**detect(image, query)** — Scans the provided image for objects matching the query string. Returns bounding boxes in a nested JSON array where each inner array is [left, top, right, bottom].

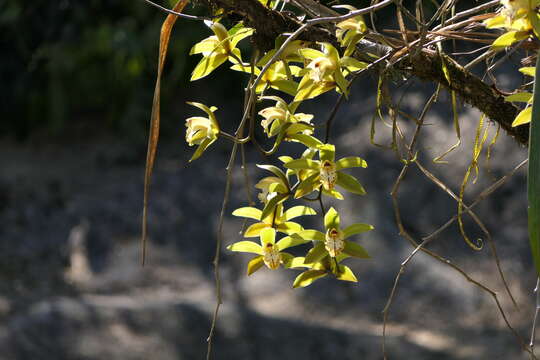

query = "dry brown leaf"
[[142, 0, 190, 266]]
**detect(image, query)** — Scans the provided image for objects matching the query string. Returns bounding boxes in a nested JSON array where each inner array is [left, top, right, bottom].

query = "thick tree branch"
[[402, 52, 529, 145], [204, 0, 529, 145]]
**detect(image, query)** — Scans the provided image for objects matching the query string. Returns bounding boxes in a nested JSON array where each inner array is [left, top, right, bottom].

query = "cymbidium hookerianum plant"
[[289, 254, 358, 288], [254, 164, 292, 219], [231, 60, 302, 95], [190, 21, 253, 80], [284, 143, 367, 199], [257, 96, 323, 149], [333, 5, 368, 57], [285, 207, 372, 287], [226, 227, 311, 275], [485, 0, 540, 49], [232, 203, 316, 237], [294, 42, 367, 101], [184, 102, 220, 161], [298, 207, 373, 262]]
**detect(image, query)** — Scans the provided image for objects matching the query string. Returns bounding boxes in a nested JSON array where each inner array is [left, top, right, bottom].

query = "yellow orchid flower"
[[296, 207, 373, 261], [284, 144, 368, 199], [184, 102, 220, 161], [295, 43, 367, 101], [232, 203, 316, 237], [334, 5, 368, 56], [485, 0, 540, 49], [227, 228, 310, 274], [190, 21, 253, 80]]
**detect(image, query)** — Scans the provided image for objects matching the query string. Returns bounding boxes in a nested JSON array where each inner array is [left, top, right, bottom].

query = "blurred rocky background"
[[1, 1, 538, 359]]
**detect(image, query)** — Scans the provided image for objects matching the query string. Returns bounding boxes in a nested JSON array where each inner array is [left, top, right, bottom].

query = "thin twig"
[[141, 0, 211, 20], [206, 142, 238, 360], [531, 277, 540, 359]]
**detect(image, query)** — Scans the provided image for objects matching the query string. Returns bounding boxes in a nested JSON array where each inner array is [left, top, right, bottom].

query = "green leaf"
[[276, 221, 304, 235], [318, 144, 335, 162], [190, 54, 228, 81], [232, 207, 262, 220], [491, 31, 529, 50], [342, 241, 370, 258], [284, 159, 320, 170], [335, 156, 367, 170], [296, 229, 326, 242], [512, 107, 532, 127], [305, 242, 328, 264], [293, 270, 327, 288], [505, 92, 533, 103], [276, 233, 310, 251], [244, 222, 269, 237], [336, 265, 358, 282], [294, 173, 320, 198], [260, 227, 276, 246], [343, 223, 374, 239], [227, 241, 263, 254], [528, 50, 540, 276], [283, 206, 317, 220], [324, 207, 340, 229], [247, 255, 264, 275], [336, 172, 366, 195]]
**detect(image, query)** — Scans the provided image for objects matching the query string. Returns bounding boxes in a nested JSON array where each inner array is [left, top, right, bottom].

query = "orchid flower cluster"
[[485, 0, 540, 127], [183, 9, 374, 287]]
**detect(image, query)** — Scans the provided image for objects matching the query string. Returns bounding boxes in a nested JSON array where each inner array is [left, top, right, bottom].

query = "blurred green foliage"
[[0, 0, 210, 140]]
